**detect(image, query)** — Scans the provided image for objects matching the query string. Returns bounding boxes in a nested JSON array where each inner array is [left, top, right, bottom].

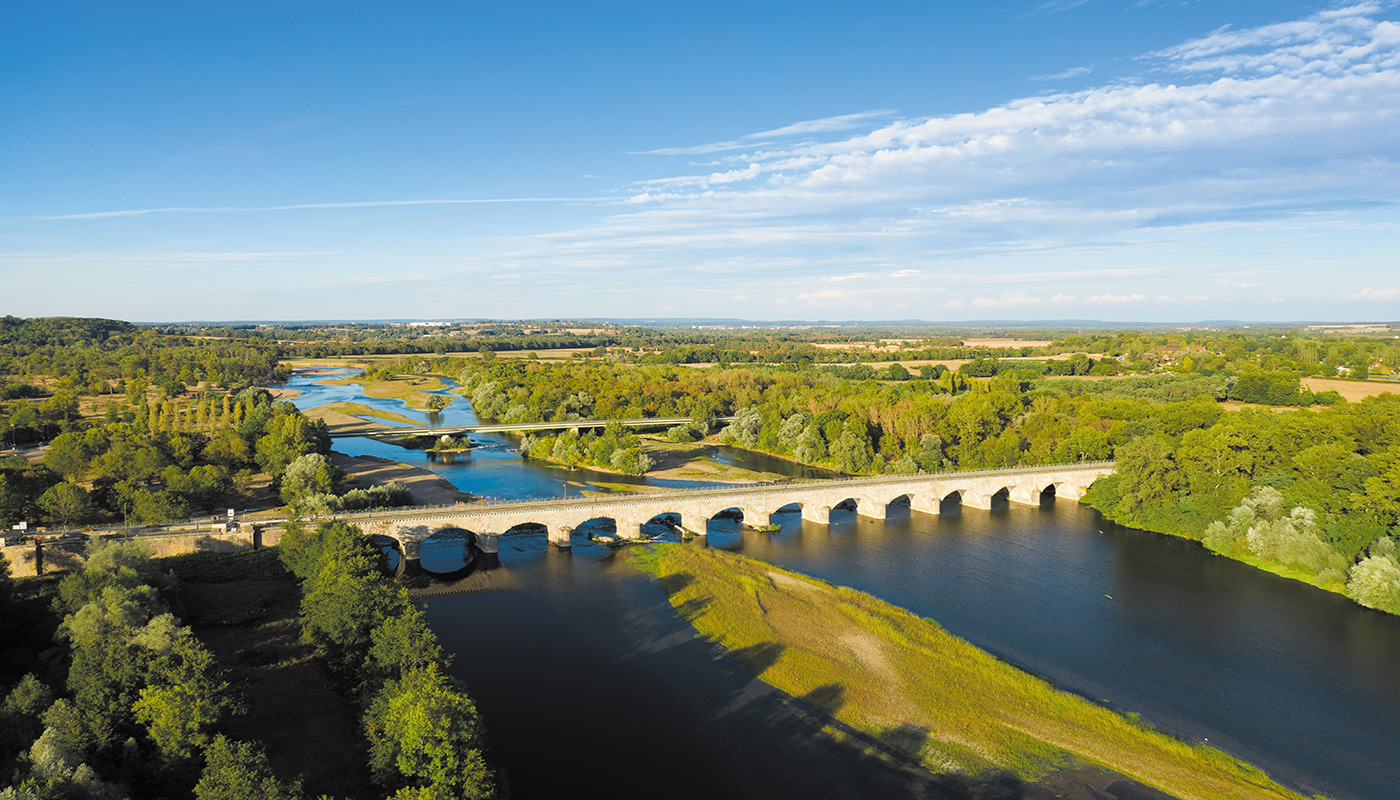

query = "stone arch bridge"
[[345, 462, 1114, 569]]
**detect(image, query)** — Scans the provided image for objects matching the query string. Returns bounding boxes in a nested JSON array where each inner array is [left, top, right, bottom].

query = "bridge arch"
[[370, 534, 404, 577], [417, 527, 477, 576]]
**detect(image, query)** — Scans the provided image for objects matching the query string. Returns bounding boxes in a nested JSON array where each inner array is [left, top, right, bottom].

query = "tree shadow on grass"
[[877, 722, 929, 758], [730, 641, 786, 676], [798, 682, 846, 715], [673, 595, 711, 621], [657, 571, 694, 597]]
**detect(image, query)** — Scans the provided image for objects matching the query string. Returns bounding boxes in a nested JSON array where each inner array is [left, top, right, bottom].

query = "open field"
[[491, 347, 597, 359], [636, 545, 1306, 800], [1302, 377, 1400, 402]]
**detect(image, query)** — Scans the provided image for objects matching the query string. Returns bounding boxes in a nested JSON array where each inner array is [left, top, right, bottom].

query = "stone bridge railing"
[[344, 461, 1115, 560]]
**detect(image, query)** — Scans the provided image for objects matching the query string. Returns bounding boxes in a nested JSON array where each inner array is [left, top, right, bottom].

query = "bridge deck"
[[329, 415, 738, 438], [334, 460, 1115, 522]]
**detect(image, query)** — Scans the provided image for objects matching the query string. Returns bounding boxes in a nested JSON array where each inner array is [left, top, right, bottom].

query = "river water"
[[282, 371, 1400, 800]]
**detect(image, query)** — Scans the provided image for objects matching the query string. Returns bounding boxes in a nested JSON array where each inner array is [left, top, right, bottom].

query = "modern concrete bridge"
[[329, 415, 737, 439], [345, 461, 1115, 568]]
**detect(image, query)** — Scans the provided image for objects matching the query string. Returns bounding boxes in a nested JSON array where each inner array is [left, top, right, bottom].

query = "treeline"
[[0, 317, 287, 404], [278, 520, 497, 798], [1084, 397, 1400, 612], [0, 540, 299, 798]]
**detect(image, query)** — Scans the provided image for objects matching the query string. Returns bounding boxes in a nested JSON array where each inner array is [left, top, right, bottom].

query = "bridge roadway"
[[342, 461, 1115, 564], [329, 415, 738, 438]]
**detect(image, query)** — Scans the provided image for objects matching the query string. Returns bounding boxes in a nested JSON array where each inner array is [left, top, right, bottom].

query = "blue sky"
[[2, 1, 1398, 322]]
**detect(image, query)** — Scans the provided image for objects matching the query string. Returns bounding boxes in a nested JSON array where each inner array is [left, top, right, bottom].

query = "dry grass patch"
[[635, 545, 1308, 800], [961, 338, 1054, 349], [1302, 377, 1400, 402], [319, 374, 448, 409], [304, 401, 420, 428]]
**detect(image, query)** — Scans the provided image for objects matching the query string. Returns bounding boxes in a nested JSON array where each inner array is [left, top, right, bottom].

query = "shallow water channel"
[[283, 371, 1400, 800]]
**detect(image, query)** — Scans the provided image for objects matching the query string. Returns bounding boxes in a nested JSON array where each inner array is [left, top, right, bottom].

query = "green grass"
[[633, 544, 1310, 800]]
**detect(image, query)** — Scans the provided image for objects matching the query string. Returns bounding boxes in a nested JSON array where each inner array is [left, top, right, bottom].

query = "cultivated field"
[[1302, 377, 1400, 402]]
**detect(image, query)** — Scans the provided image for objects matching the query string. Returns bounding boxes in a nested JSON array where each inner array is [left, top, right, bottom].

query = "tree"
[[718, 407, 761, 448], [38, 482, 90, 527], [194, 736, 303, 800], [364, 665, 494, 798], [1346, 538, 1400, 614], [133, 627, 235, 760], [279, 453, 338, 508], [299, 523, 407, 675], [370, 605, 446, 681], [43, 431, 92, 480]]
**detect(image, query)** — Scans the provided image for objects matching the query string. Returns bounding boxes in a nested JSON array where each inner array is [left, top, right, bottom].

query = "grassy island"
[[635, 545, 1310, 800]]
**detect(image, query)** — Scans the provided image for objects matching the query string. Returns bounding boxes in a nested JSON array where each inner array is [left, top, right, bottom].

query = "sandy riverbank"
[[330, 452, 469, 505]]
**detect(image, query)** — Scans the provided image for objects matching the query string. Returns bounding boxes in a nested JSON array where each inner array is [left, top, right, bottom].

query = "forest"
[[0, 522, 495, 798]]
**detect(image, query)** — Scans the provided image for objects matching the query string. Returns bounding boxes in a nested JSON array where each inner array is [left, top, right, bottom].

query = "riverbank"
[[331, 452, 470, 505], [1081, 484, 1375, 613], [635, 545, 1307, 800]]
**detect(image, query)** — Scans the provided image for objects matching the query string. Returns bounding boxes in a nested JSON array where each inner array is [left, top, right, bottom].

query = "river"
[[282, 371, 1400, 800]]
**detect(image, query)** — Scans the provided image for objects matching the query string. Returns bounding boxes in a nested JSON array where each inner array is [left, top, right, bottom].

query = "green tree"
[[194, 735, 303, 800], [364, 665, 494, 798], [1346, 538, 1400, 614], [279, 453, 338, 508], [370, 605, 446, 681], [38, 482, 90, 527], [299, 523, 406, 676], [133, 626, 235, 760]]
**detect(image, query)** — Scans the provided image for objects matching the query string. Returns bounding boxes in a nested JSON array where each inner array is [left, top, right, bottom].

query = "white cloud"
[[1032, 65, 1095, 81], [1348, 287, 1400, 300], [634, 111, 896, 156], [1086, 293, 1149, 304], [28, 197, 602, 221]]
